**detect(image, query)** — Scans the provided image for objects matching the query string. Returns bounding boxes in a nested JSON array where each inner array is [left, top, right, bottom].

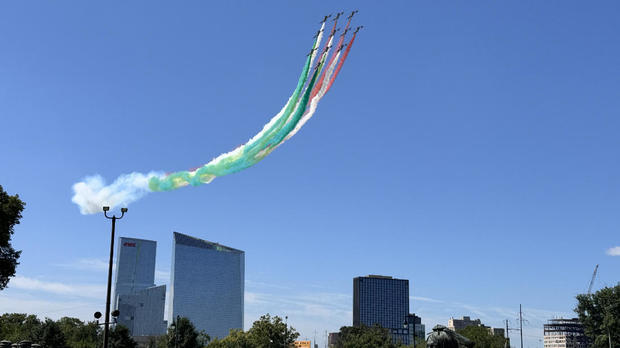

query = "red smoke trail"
[[310, 18, 352, 100], [324, 31, 357, 94]]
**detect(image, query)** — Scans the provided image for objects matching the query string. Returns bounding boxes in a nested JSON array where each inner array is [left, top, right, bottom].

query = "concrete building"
[[447, 316, 482, 331], [448, 316, 504, 338], [543, 318, 589, 348], [169, 232, 244, 340], [353, 275, 423, 345], [327, 332, 340, 348], [293, 341, 312, 348], [113, 237, 166, 337]]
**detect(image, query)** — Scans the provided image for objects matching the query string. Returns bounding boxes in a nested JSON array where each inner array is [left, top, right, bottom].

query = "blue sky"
[[1, 1, 619, 347]]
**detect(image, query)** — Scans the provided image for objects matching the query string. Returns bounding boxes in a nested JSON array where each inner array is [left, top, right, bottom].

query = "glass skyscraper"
[[353, 275, 411, 344], [114, 237, 166, 337], [170, 232, 244, 339]]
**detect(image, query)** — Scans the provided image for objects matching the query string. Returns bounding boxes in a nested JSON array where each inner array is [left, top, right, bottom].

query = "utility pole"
[[608, 327, 612, 348], [519, 304, 524, 348], [505, 319, 509, 348]]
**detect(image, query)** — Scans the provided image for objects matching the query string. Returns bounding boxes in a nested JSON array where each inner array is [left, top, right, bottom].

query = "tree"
[[207, 329, 251, 348], [108, 325, 137, 348], [0, 313, 42, 342], [57, 317, 100, 348], [336, 324, 401, 348], [245, 314, 299, 348], [457, 326, 506, 348], [0, 185, 25, 290], [39, 318, 67, 348], [163, 317, 203, 348], [575, 284, 620, 348]]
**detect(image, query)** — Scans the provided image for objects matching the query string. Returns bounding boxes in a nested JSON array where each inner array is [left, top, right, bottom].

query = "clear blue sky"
[[1, 1, 619, 347]]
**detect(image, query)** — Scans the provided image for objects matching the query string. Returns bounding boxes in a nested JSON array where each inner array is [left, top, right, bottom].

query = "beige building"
[[448, 316, 505, 338], [448, 316, 482, 331], [543, 318, 589, 348], [293, 340, 312, 348]]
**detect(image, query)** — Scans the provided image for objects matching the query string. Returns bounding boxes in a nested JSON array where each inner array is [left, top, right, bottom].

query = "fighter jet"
[[333, 12, 344, 21], [320, 14, 332, 24], [354, 25, 364, 34], [348, 10, 359, 20], [340, 27, 351, 37], [313, 29, 323, 38], [337, 43, 348, 52]]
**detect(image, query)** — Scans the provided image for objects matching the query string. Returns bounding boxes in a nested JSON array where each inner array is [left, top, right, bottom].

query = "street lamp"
[[102, 206, 127, 348]]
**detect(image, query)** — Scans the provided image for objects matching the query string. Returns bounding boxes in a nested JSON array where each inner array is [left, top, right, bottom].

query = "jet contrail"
[[72, 14, 361, 214]]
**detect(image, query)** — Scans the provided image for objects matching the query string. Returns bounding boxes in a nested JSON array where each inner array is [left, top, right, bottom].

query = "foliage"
[[575, 284, 620, 348], [335, 324, 401, 348], [206, 329, 252, 348], [162, 317, 204, 348], [39, 318, 67, 348], [457, 326, 506, 348], [0, 313, 42, 342], [245, 314, 299, 347], [207, 314, 298, 348], [0, 185, 25, 290], [108, 325, 137, 348], [57, 317, 100, 348]]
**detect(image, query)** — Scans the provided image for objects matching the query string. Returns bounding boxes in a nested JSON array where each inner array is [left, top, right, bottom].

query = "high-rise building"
[[543, 318, 589, 348], [170, 232, 244, 339], [353, 275, 411, 344], [113, 237, 166, 337]]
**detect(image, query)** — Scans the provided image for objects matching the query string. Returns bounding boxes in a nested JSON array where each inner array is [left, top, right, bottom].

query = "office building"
[[353, 275, 417, 344], [447, 316, 482, 331], [170, 232, 244, 339], [328, 332, 340, 348], [448, 316, 504, 338], [543, 318, 589, 348], [113, 237, 166, 337]]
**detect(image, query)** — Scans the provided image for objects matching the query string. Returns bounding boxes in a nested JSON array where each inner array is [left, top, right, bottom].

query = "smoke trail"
[[71, 172, 163, 214], [71, 17, 360, 214]]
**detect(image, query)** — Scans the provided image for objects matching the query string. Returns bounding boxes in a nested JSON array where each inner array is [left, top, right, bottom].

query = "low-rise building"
[[543, 318, 589, 348]]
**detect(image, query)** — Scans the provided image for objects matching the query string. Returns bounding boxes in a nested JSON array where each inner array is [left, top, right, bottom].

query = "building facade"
[[447, 316, 482, 332], [353, 275, 415, 344], [169, 232, 244, 340], [113, 237, 166, 337], [543, 318, 589, 348]]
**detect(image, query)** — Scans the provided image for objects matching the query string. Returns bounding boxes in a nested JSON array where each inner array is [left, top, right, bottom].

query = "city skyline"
[[2, 1, 619, 347]]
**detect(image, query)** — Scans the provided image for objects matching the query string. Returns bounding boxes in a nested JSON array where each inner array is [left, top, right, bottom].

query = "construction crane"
[[587, 264, 599, 294]]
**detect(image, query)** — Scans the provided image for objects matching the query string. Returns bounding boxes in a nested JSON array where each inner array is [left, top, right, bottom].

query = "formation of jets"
[[306, 11, 361, 57]]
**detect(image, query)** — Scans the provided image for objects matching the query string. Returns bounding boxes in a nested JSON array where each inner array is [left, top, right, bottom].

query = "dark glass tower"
[[353, 275, 410, 343]]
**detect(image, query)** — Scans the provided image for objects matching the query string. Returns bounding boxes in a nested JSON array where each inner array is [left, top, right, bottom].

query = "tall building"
[[543, 318, 589, 348], [353, 275, 412, 344], [170, 232, 244, 339], [113, 237, 166, 337]]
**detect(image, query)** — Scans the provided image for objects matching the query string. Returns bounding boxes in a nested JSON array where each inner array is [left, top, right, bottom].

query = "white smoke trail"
[[71, 171, 163, 214]]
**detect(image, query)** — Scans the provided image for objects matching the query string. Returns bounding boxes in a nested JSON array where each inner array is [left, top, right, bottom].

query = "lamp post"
[[102, 206, 127, 348]]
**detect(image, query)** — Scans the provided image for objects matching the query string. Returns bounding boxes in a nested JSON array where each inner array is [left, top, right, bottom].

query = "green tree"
[[0, 185, 25, 290], [39, 318, 67, 348], [336, 324, 400, 348], [207, 329, 251, 348], [108, 325, 137, 348], [0, 313, 42, 342], [164, 317, 203, 348], [457, 326, 506, 348], [245, 314, 299, 348], [575, 284, 620, 348], [57, 317, 100, 348]]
